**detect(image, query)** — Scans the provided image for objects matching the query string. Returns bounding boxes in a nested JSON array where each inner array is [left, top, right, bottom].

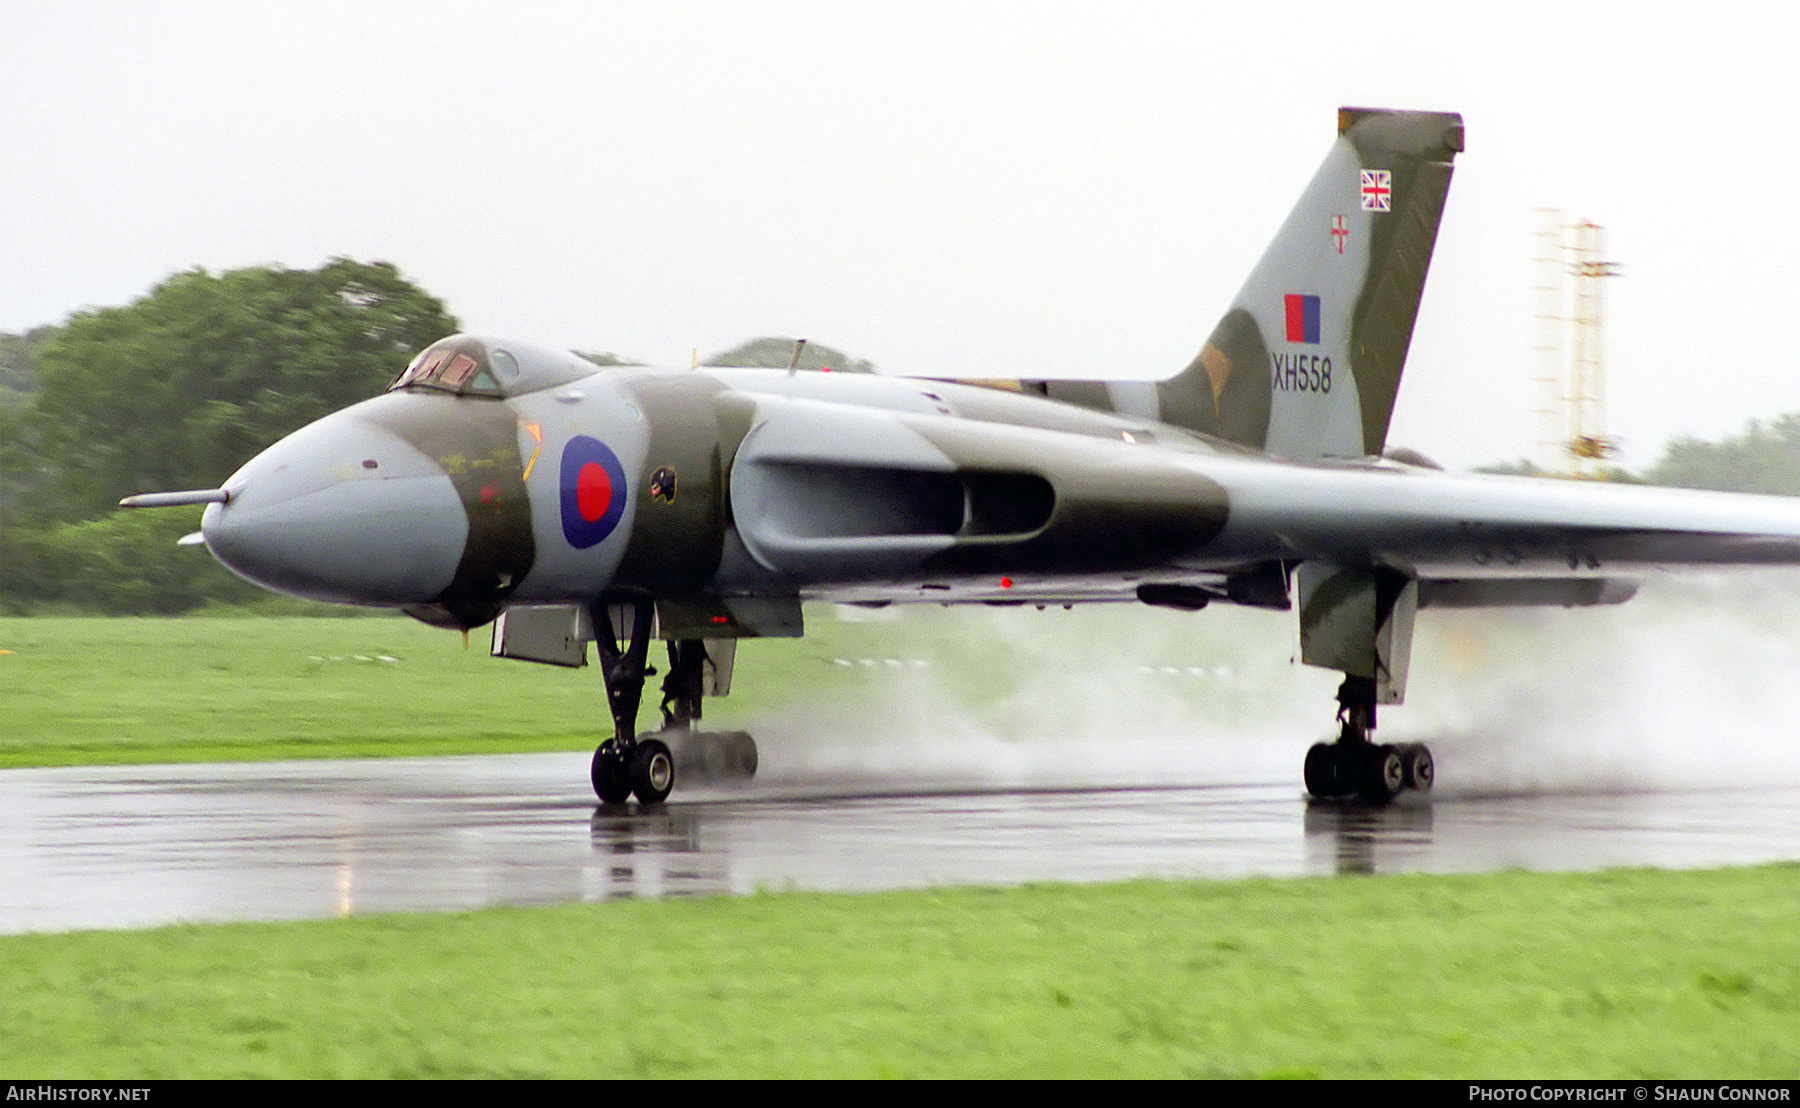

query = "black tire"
[[724, 731, 758, 777], [591, 743, 633, 805], [1303, 742, 1340, 798], [631, 738, 675, 804], [1358, 744, 1405, 804], [698, 732, 728, 776], [1401, 743, 1434, 792]]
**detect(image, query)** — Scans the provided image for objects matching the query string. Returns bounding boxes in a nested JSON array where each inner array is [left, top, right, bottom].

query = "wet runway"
[[5, 748, 1800, 934]]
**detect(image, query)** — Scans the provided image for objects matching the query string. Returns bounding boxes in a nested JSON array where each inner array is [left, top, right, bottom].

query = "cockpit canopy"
[[387, 334, 602, 399]]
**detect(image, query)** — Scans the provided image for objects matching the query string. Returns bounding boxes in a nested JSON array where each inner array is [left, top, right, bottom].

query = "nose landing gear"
[[588, 599, 757, 805]]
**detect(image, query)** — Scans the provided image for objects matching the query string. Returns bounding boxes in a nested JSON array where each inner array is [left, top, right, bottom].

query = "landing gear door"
[[704, 639, 736, 697], [491, 604, 593, 668]]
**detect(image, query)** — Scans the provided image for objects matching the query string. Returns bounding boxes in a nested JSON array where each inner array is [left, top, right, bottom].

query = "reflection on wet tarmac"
[[3, 752, 1799, 934], [588, 805, 720, 899], [1303, 799, 1436, 876]]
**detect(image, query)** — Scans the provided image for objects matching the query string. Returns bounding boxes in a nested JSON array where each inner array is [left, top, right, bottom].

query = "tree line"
[[2, 258, 1798, 614], [0, 260, 458, 613]]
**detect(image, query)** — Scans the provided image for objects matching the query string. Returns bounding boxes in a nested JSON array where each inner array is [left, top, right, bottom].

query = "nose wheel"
[[586, 599, 757, 804], [589, 600, 678, 806], [592, 743, 634, 805], [593, 737, 675, 805]]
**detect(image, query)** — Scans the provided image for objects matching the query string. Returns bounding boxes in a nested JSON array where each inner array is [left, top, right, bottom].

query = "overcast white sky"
[[5, 1, 1796, 471]]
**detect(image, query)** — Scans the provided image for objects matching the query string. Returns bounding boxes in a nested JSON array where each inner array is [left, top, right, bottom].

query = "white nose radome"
[[202, 411, 467, 607]]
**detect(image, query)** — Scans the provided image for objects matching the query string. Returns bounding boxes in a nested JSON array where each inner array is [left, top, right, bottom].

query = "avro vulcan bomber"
[[128, 109, 1800, 805]]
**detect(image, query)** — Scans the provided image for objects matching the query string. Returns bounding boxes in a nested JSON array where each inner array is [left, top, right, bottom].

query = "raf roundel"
[[559, 436, 628, 549]]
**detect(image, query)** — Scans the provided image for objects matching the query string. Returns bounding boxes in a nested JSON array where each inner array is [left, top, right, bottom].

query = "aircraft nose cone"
[[202, 412, 468, 607]]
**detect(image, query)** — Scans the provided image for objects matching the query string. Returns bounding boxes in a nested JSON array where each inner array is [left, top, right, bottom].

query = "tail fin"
[[1046, 107, 1463, 460]]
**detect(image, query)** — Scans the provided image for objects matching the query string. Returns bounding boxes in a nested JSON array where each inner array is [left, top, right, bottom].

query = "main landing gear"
[[590, 602, 674, 805], [1303, 676, 1434, 805], [588, 600, 758, 805], [656, 640, 758, 781]]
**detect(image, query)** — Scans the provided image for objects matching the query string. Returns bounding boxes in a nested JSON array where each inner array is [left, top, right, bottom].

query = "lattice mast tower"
[[1534, 211, 1622, 477]]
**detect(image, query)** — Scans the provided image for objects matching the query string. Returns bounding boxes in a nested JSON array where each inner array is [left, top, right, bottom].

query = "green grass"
[[0, 606, 1305, 768], [5, 580, 1796, 771], [1, 867, 1796, 1078], [0, 613, 882, 767], [0, 615, 584, 765]]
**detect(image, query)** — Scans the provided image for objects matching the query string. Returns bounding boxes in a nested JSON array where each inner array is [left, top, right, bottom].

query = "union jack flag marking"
[[1360, 169, 1391, 212]]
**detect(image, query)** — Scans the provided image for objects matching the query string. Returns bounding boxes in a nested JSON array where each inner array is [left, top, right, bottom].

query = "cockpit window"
[[388, 334, 601, 399], [393, 348, 445, 389], [387, 337, 505, 398], [440, 354, 478, 389]]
